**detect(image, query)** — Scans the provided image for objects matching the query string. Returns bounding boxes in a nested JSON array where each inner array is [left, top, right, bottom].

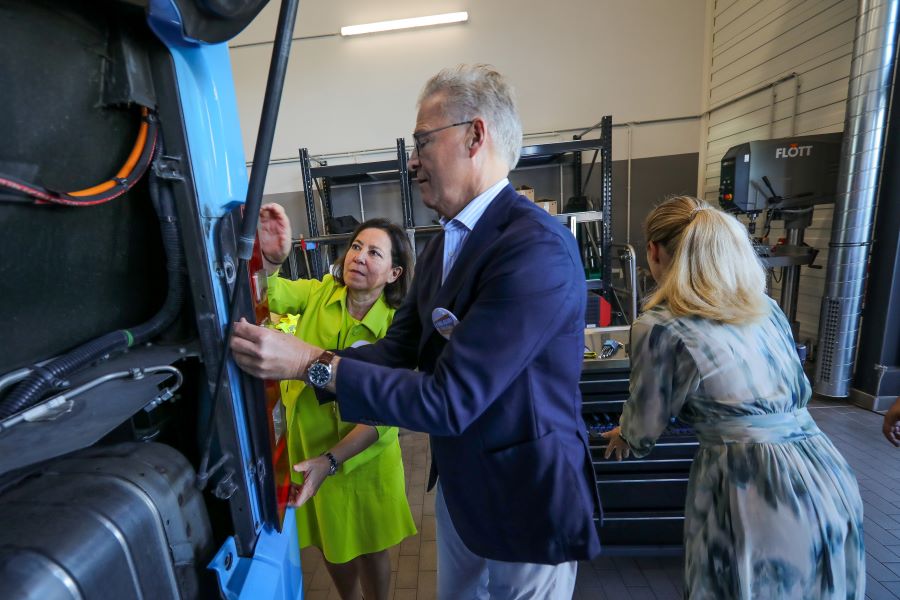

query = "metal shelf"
[[294, 116, 613, 284], [297, 139, 414, 279], [516, 138, 609, 169], [516, 117, 613, 294], [310, 160, 403, 186], [555, 211, 604, 225]]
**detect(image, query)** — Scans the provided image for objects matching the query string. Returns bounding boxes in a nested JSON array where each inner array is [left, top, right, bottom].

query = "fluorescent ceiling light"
[[341, 12, 468, 37]]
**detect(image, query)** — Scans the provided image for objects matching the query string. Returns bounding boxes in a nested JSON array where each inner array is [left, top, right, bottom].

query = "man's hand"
[[258, 203, 292, 265], [287, 456, 331, 507], [230, 318, 321, 380], [884, 398, 900, 447], [601, 426, 631, 461]]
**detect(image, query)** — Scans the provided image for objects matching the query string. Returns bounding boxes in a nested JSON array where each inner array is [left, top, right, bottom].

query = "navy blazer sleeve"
[[335, 218, 582, 435]]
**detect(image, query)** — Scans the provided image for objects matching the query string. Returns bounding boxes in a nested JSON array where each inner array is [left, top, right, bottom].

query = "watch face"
[[308, 361, 332, 387]]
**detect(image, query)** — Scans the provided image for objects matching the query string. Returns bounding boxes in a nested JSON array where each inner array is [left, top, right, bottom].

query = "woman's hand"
[[287, 456, 331, 507], [231, 318, 320, 380], [601, 426, 631, 461], [884, 398, 900, 447], [258, 203, 292, 266]]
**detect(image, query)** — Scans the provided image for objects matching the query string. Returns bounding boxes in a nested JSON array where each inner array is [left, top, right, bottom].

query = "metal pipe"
[[792, 76, 801, 136], [397, 137, 415, 229], [559, 163, 564, 206], [301, 232, 352, 245], [297, 225, 444, 246], [328, 178, 407, 189], [257, 74, 800, 172], [779, 227, 803, 338], [815, 0, 899, 397], [230, 32, 338, 51], [567, 215, 578, 238], [0, 357, 57, 394], [255, 115, 705, 168], [626, 124, 633, 244], [611, 243, 638, 324], [709, 72, 799, 115], [584, 225, 602, 272], [769, 86, 777, 138], [0, 366, 183, 432], [357, 184, 366, 221]]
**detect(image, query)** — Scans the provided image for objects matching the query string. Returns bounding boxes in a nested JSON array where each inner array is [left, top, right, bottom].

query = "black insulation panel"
[[0, 0, 167, 372]]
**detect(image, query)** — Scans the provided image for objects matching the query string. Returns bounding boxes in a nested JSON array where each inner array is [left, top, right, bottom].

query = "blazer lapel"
[[415, 231, 446, 353], [418, 185, 515, 354]]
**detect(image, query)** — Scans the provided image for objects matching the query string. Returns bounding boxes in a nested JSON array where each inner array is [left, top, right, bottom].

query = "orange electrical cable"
[[69, 107, 150, 197]]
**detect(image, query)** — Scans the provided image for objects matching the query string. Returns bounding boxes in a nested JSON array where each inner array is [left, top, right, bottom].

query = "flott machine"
[[719, 133, 842, 340]]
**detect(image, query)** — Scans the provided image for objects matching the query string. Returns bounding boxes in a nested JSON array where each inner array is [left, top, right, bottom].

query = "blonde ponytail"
[[643, 196, 768, 324]]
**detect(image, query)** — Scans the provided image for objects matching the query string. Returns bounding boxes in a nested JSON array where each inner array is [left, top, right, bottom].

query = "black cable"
[[763, 208, 774, 240], [0, 111, 158, 207], [0, 139, 184, 419], [0, 192, 32, 204]]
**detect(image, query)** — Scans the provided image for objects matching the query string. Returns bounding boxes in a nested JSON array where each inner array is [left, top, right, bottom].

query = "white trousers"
[[435, 483, 577, 600]]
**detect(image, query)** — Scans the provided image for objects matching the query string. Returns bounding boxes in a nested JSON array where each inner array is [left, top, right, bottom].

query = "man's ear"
[[469, 118, 486, 157]]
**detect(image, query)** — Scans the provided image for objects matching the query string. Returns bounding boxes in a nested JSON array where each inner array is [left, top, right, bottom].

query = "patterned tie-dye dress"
[[619, 298, 865, 599]]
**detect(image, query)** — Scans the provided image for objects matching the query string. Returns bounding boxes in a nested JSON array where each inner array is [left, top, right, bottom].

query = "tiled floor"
[[810, 401, 900, 600], [301, 432, 436, 600], [301, 401, 900, 599]]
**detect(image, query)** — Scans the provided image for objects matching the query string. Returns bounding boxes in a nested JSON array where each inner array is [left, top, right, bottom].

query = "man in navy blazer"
[[232, 64, 601, 598]]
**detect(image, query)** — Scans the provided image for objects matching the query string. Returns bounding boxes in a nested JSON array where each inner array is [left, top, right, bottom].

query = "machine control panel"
[[719, 133, 841, 214]]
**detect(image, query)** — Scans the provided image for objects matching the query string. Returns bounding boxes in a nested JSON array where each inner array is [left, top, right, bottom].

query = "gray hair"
[[418, 64, 523, 170]]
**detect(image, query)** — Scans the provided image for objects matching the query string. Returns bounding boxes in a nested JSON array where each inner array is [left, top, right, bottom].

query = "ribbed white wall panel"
[[701, 0, 856, 347]]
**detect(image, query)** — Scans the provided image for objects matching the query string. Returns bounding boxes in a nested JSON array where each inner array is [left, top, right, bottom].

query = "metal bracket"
[[250, 457, 268, 484], [152, 154, 184, 181], [214, 469, 239, 500], [215, 256, 237, 286]]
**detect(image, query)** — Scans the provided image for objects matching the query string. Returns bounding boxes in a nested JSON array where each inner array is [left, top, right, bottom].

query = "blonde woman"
[[603, 196, 864, 599]]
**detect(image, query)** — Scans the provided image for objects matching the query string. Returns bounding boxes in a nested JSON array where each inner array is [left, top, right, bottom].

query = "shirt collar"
[[440, 177, 509, 232], [357, 294, 392, 337], [325, 278, 393, 338]]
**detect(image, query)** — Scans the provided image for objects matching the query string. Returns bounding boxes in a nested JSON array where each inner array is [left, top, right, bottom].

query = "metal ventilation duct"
[[815, 0, 900, 397]]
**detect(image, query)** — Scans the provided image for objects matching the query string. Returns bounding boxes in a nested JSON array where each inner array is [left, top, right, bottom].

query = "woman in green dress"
[[603, 196, 865, 599], [258, 203, 417, 600]]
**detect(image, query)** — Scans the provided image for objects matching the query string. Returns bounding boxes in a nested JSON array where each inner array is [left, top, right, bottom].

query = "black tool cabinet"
[[581, 357, 698, 555]]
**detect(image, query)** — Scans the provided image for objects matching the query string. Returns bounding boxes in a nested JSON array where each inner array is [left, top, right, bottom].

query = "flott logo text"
[[775, 143, 813, 158]]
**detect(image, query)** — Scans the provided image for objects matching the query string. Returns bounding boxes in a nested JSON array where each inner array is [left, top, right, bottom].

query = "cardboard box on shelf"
[[515, 185, 535, 201], [536, 200, 558, 215]]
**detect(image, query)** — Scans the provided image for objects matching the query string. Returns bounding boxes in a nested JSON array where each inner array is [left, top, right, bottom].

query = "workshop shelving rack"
[[291, 116, 615, 295]]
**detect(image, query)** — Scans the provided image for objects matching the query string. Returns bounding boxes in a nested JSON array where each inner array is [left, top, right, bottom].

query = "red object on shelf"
[[599, 295, 612, 327]]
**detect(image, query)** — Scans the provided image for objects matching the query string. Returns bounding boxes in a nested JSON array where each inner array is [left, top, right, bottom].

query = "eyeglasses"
[[411, 120, 474, 155]]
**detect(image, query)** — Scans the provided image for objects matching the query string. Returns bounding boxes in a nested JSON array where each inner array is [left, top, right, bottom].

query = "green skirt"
[[284, 380, 417, 564]]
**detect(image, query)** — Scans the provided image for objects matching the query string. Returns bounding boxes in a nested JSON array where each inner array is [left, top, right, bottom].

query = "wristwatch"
[[305, 350, 336, 388]]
